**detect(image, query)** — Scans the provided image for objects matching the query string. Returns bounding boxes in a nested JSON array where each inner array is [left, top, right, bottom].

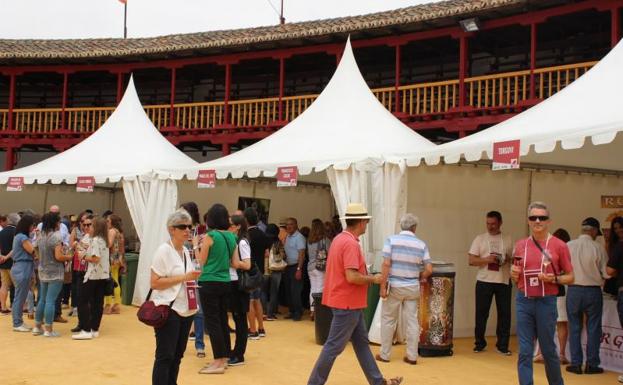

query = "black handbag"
[[531, 236, 565, 297], [238, 263, 263, 292], [104, 275, 118, 296]]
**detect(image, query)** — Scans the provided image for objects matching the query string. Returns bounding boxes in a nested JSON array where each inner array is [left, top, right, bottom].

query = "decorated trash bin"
[[418, 261, 455, 356]]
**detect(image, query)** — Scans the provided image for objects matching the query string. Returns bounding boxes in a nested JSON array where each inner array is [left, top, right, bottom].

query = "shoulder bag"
[[531, 236, 565, 297], [221, 233, 263, 292], [314, 238, 328, 272], [268, 243, 287, 271]]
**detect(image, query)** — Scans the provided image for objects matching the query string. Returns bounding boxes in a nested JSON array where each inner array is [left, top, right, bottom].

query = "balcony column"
[[458, 35, 469, 109], [60, 72, 69, 131], [222, 143, 230, 156], [7, 73, 16, 131], [116, 72, 124, 104], [278, 57, 285, 122], [529, 23, 538, 100], [4, 146, 16, 171], [394, 44, 402, 114], [169, 67, 177, 128], [224, 63, 232, 125], [613, 6, 621, 48]]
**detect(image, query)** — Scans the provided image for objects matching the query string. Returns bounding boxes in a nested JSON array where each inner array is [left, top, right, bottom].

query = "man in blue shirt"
[[284, 217, 306, 321]]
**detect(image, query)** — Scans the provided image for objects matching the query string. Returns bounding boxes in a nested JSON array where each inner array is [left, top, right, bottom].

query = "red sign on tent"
[[76, 176, 95, 192], [276, 166, 298, 187], [7, 177, 24, 192], [492, 140, 520, 171], [197, 170, 216, 189]]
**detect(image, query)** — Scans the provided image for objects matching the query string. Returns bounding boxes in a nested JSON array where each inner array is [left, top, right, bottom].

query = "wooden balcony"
[[0, 61, 596, 138]]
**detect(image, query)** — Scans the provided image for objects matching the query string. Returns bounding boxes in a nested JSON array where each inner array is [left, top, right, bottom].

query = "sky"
[[0, 0, 433, 40]]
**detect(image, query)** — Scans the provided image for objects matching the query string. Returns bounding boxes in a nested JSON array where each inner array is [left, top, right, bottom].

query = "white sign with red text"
[[276, 166, 298, 187], [7, 177, 24, 192], [197, 169, 216, 189], [492, 140, 521, 170]]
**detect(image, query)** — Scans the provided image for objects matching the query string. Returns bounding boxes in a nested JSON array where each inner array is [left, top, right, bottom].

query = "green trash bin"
[[364, 283, 380, 330], [121, 253, 139, 305]]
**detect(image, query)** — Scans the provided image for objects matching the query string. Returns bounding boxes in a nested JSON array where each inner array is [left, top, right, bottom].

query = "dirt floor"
[[1, 305, 616, 385]]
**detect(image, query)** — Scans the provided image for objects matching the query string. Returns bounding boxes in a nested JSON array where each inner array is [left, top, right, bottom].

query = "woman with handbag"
[[72, 216, 110, 340], [227, 214, 251, 365], [196, 204, 237, 375], [148, 209, 201, 385], [307, 218, 331, 321], [266, 223, 287, 321], [104, 214, 125, 315], [32, 212, 72, 337]]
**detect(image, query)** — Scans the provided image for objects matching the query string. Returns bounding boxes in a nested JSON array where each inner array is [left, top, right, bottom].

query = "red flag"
[[118, 0, 127, 4]]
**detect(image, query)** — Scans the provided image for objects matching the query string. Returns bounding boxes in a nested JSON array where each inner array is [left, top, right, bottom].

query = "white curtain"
[[326, 162, 407, 269], [122, 177, 178, 305]]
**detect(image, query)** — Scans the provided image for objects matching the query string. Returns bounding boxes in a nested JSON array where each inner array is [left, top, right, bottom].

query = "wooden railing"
[[0, 61, 596, 134]]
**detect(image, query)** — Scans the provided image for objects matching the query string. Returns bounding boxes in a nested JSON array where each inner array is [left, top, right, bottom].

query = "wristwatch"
[[296, 267, 301, 271]]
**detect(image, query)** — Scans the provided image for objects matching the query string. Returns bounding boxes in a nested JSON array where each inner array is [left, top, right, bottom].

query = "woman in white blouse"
[[149, 209, 201, 385]]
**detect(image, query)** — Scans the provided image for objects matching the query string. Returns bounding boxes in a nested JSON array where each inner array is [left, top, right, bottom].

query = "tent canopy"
[[0, 76, 197, 184], [184, 38, 436, 179], [406, 39, 623, 171]]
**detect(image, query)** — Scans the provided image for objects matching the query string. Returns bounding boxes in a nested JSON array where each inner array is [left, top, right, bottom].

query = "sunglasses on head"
[[172, 224, 193, 230], [528, 215, 549, 222]]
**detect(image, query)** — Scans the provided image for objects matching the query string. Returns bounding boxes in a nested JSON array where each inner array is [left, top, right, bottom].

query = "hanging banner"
[[7, 177, 24, 192], [276, 166, 298, 187], [601, 196, 623, 209], [197, 169, 216, 189], [492, 140, 521, 171], [76, 176, 95, 192]]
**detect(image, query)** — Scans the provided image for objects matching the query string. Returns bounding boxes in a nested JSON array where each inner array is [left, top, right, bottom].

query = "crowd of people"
[[0, 205, 126, 340]]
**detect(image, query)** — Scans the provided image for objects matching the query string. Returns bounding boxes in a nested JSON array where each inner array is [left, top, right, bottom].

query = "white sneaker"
[[32, 326, 43, 336], [44, 330, 60, 337], [72, 330, 93, 340], [13, 324, 32, 332], [618, 374, 623, 383], [91, 330, 99, 338]]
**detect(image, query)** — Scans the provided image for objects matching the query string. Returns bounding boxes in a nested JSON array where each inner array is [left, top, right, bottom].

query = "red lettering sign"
[[276, 166, 298, 187], [197, 169, 216, 189], [76, 176, 95, 192], [492, 140, 520, 171], [7, 177, 24, 192]]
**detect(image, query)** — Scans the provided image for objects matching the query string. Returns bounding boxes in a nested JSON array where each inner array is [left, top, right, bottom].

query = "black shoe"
[[584, 366, 604, 374], [284, 314, 294, 319], [566, 365, 583, 374], [473, 346, 486, 353], [71, 326, 81, 333], [228, 357, 245, 366]]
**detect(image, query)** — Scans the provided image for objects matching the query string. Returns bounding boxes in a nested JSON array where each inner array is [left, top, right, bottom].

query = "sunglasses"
[[83, 223, 92, 227], [172, 224, 193, 230], [528, 216, 549, 222]]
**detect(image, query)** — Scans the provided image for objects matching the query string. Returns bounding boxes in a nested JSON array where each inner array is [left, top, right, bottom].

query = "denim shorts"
[[249, 288, 262, 300]]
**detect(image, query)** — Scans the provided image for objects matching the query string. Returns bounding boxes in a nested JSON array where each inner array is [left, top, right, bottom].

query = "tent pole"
[[42, 184, 50, 214], [526, 170, 533, 236]]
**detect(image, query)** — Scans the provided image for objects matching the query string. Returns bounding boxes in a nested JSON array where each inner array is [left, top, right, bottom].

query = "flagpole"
[[123, 2, 127, 39]]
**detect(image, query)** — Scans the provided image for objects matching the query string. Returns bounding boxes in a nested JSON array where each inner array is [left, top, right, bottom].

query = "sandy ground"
[[1, 305, 615, 385]]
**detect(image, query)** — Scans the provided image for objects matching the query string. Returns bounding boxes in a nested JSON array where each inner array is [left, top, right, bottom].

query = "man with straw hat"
[[307, 203, 403, 385]]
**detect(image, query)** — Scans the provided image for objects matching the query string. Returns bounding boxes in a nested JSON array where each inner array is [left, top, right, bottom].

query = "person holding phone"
[[510, 202, 574, 385]]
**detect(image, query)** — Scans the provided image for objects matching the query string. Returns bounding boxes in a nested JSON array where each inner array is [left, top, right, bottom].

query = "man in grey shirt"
[[284, 217, 306, 321]]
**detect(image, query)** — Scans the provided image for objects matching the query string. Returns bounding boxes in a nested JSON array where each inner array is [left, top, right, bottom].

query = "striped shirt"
[[383, 230, 431, 287]]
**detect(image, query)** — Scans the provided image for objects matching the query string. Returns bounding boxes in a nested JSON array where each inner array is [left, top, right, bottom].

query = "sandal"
[[196, 350, 206, 358], [533, 354, 544, 363], [382, 377, 403, 385], [198, 365, 225, 374], [560, 356, 569, 365]]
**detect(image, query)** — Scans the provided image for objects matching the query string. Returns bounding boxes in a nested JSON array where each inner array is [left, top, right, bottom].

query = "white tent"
[[0, 77, 198, 305], [180, 38, 437, 260], [406, 39, 623, 170]]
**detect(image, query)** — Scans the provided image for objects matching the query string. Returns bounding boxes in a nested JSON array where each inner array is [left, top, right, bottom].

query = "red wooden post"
[[394, 44, 401, 114], [169, 67, 176, 128], [222, 143, 230, 156], [458, 35, 469, 108], [224, 63, 232, 125], [7, 74, 16, 131], [116, 73, 124, 104], [530, 23, 537, 99], [278, 57, 285, 121], [60, 72, 69, 131], [613, 6, 621, 48], [4, 146, 15, 171]]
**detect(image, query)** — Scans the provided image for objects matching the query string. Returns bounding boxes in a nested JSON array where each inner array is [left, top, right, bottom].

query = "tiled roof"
[[0, 0, 524, 61]]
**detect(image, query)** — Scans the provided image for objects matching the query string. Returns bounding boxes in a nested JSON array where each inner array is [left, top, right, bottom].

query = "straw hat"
[[340, 203, 372, 220]]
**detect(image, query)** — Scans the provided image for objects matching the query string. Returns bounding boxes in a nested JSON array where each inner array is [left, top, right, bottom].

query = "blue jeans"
[[285, 265, 303, 319], [566, 286, 602, 367], [10, 261, 34, 327], [307, 308, 383, 385], [36, 280, 63, 326], [516, 292, 563, 385], [193, 290, 205, 351], [267, 271, 282, 317]]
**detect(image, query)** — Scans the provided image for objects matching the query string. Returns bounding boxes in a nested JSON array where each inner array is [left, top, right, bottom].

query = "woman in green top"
[[196, 204, 241, 375]]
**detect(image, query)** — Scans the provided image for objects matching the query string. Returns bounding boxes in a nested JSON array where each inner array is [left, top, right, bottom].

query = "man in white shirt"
[[468, 211, 513, 355], [565, 217, 609, 375]]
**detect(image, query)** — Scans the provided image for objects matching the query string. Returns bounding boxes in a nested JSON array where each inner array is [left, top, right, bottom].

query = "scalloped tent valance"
[[405, 38, 623, 171]]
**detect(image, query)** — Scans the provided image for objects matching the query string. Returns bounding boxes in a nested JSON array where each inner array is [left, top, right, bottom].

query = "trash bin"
[[313, 293, 333, 345], [364, 283, 380, 330], [121, 253, 139, 305], [418, 261, 455, 356]]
